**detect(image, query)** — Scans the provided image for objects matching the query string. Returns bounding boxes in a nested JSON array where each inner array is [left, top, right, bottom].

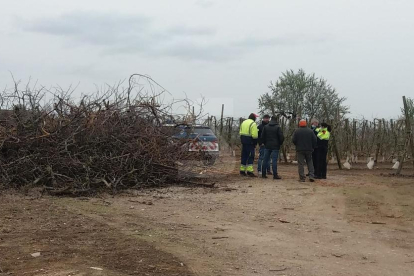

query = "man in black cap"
[[257, 114, 271, 175], [261, 115, 284, 179]]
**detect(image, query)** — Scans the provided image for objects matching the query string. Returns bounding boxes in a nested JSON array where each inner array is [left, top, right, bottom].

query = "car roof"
[[176, 124, 211, 129]]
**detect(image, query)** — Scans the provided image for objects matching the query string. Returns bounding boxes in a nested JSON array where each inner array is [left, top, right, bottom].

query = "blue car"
[[172, 125, 219, 165]]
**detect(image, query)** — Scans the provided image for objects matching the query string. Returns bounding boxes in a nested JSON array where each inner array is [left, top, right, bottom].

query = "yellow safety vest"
[[315, 127, 330, 140], [239, 119, 258, 139]]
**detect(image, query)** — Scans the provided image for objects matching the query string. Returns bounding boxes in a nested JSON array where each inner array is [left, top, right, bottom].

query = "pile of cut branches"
[[0, 75, 203, 194]]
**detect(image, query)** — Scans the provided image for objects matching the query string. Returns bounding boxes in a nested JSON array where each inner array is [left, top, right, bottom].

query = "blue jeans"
[[262, 149, 279, 177], [258, 146, 271, 172]]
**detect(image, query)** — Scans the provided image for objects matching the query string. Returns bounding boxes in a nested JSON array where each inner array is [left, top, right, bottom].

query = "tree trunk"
[[374, 119, 382, 163], [352, 119, 357, 158], [361, 120, 367, 153], [280, 117, 288, 163]]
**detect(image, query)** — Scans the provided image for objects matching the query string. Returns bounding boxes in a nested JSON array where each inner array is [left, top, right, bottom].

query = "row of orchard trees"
[[258, 69, 347, 166], [206, 69, 414, 172], [334, 118, 411, 163]]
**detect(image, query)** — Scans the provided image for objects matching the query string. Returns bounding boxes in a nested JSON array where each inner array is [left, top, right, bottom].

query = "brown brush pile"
[[0, 75, 204, 195]]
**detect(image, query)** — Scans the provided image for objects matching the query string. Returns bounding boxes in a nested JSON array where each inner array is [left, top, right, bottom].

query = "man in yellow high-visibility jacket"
[[314, 123, 331, 179], [239, 113, 259, 176]]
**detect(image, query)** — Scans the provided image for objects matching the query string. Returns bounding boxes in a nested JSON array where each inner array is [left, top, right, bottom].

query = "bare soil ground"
[[1, 156, 414, 276]]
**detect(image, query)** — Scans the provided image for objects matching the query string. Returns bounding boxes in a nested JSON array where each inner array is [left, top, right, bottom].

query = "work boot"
[[299, 178, 306, 182], [261, 175, 268, 179], [267, 171, 273, 176], [273, 174, 282, 180], [309, 178, 315, 182], [240, 171, 247, 176], [247, 172, 256, 177]]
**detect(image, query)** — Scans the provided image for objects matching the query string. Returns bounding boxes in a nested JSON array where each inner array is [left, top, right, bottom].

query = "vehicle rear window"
[[172, 126, 215, 138], [192, 128, 214, 135]]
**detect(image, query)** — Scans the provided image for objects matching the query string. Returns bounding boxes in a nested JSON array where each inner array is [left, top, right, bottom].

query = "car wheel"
[[202, 155, 216, 166]]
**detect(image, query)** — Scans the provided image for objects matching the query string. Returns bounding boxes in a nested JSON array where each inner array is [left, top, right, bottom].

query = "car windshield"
[[192, 128, 214, 136], [173, 127, 215, 138]]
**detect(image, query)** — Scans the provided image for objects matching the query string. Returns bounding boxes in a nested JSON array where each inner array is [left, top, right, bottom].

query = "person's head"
[[299, 119, 307, 127], [321, 122, 332, 131], [248, 113, 258, 121], [262, 114, 270, 123], [270, 115, 279, 123], [311, 118, 319, 128]]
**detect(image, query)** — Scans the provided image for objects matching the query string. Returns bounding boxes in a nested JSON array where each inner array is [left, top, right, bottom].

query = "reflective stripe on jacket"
[[315, 127, 330, 140], [239, 119, 258, 144]]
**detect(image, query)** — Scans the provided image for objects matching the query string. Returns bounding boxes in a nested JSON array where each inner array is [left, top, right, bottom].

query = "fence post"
[[227, 117, 233, 151], [374, 119, 382, 163], [352, 119, 357, 158], [345, 118, 350, 157], [220, 104, 224, 136], [403, 96, 414, 168], [192, 106, 195, 124], [361, 120, 367, 153]]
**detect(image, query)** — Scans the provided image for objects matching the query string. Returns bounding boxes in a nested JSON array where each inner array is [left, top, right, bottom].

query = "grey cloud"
[[21, 11, 332, 62], [23, 11, 151, 46], [195, 0, 215, 8], [234, 34, 334, 48], [159, 42, 240, 61], [21, 11, 224, 61], [101, 40, 237, 62], [24, 11, 149, 35], [167, 26, 216, 36], [233, 38, 288, 48]]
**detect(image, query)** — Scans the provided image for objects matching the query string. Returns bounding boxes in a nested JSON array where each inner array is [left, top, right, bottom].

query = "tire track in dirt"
[[0, 194, 194, 276]]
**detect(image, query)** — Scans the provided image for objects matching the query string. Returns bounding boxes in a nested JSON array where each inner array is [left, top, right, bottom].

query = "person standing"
[[310, 119, 320, 175], [314, 122, 331, 179], [292, 119, 317, 182], [261, 115, 284, 179], [239, 113, 259, 177], [257, 114, 272, 175]]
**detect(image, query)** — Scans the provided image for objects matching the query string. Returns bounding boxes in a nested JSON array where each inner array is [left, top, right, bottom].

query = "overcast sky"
[[1, 0, 413, 118]]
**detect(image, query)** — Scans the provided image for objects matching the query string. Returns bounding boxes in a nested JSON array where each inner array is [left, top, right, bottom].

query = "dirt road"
[[1, 161, 414, 275]]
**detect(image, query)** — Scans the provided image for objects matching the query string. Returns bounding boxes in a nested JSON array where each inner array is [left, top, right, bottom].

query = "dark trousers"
[[312, 148, 318, 176], [315, 146, 328, 178], [297, 151, 314, 179], [241, 143, 255, 172], [262, 149, 279, 177]]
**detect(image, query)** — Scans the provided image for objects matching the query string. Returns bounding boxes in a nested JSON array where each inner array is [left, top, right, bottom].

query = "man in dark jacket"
[[261, 116, 284, 179], [292, 119, 317, 182], [257, 114, 271, 175]]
